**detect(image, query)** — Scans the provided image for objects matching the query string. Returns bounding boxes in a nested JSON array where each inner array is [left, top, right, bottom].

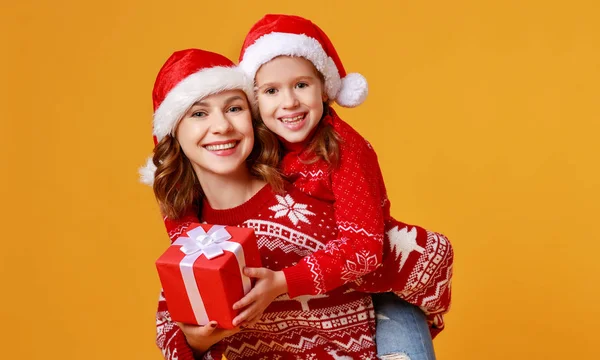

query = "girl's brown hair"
[[300, 61, 342, 167], [152, 116, 284, 220], [301, 103, 341, 168]]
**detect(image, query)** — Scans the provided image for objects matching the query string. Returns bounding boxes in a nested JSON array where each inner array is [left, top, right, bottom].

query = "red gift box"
[[156, 223, 261, 329]]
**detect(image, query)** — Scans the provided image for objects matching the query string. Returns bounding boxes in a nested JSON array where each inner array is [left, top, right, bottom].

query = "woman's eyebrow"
[[190, 100, 208, 107], [224, 95, 244, 104]]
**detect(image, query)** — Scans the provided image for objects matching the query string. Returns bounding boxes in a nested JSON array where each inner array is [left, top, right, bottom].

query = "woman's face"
[[176, 89, 254, 179], [255, 56, 326, 144]]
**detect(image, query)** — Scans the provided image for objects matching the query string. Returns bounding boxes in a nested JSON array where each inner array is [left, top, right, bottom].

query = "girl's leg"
[[373, 293, 436, 360]]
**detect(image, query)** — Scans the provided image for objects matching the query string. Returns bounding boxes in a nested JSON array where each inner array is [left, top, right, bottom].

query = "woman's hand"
[[232, 268, 288, 327], [177, 321, 241, 356]]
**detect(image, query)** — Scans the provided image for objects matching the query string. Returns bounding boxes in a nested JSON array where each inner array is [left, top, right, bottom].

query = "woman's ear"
[[322, 91, 328, 102]]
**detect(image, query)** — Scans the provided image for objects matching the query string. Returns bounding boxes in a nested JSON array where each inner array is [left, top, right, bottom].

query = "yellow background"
[[1, 0, 598, 358]]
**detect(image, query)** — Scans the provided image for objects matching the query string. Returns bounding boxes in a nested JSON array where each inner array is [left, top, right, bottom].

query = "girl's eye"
[[228, 106, 243, 113], [296, 82, 308, 89], [265, 88, 277, 95]]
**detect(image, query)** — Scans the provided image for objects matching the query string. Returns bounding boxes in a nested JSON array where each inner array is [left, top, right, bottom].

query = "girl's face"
[[176, 89, 254, 179], [255, 56, 327, 144]]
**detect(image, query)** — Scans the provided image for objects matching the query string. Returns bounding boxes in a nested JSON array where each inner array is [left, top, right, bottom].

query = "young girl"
[[144, 48, 379, 359], [233, 14, 453, 358]]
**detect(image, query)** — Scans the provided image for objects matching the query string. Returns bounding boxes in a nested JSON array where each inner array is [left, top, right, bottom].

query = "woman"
[[142, 48, 378, 359]]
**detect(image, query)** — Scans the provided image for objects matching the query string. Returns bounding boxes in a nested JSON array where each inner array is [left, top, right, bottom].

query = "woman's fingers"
[[178, 321, 218, 337]]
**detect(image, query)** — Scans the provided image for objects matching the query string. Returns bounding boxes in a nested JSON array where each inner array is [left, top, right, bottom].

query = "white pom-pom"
[[139, 156, 157, 186], [335, 73, 368, 108]]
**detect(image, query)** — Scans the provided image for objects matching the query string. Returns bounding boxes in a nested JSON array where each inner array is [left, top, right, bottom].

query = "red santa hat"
[[238, 14, 368, 108], [139, 48, 253, 185]]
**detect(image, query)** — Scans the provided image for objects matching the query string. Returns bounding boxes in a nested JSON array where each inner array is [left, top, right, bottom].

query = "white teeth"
[[205, 142, 236, 151], [280, 114, 304, 123]]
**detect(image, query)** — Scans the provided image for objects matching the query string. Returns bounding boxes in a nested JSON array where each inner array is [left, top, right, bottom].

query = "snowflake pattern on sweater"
[[157, 185, 377, 360]]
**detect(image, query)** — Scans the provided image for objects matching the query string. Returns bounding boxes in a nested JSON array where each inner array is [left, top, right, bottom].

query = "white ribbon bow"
[[179, 225, 232, 259]]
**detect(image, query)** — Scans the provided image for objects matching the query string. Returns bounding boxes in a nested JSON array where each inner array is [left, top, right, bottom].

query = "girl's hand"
[[232, 268, 288, 327], [177, 321, 241, 355]]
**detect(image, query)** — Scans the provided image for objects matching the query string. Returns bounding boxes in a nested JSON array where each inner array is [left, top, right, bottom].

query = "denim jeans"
[[373, 293, 436, 360]]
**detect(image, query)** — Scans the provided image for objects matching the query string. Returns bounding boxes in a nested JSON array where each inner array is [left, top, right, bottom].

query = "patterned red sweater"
[[157, 184, 377, 360], [278, 108, 453, 336]]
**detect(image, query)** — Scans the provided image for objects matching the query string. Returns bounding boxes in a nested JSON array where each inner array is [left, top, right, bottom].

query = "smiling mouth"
[[204, 141, 238, 151], [279, 114, 306, 124]]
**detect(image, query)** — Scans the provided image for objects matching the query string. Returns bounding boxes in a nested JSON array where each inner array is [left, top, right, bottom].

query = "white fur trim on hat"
[[139, 156, 157, 186], [239, 32, 342, 102], [153, 66, 254, 141]]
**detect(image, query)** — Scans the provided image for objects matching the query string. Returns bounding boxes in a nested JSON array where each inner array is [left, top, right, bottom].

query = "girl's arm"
[[282, 124, 387, 298]]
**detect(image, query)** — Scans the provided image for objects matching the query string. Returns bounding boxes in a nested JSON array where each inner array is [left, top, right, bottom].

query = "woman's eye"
[[191, 111, 207, 117], [265, 88, 277, 95], [228, 106, 243, 113], [296, 82, 308, 89]]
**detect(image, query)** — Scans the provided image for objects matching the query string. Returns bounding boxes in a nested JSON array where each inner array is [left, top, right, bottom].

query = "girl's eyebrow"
[[257, 81, 278, 90], [294, 75, 316, 81], [257, 75, 316, 90]]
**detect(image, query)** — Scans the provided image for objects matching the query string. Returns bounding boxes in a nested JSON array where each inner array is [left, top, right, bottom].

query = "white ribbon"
[[178, 225, 233, 259], [172, 225, 252, 325]]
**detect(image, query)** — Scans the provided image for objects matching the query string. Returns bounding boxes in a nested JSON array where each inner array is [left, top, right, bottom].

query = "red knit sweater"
[[157, 184, 377, 360]]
